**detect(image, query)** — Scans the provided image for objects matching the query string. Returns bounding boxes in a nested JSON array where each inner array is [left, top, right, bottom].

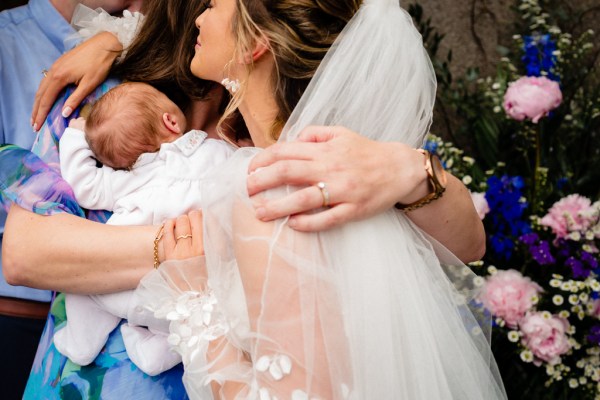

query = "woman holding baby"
[[1, 0, 505, 398]]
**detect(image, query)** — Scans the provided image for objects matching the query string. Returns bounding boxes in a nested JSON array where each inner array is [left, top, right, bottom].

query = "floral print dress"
[[0, 79, 187, 400]]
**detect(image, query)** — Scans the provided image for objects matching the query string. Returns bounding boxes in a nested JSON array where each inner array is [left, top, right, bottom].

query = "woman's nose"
[[195, 13, 203, 29]]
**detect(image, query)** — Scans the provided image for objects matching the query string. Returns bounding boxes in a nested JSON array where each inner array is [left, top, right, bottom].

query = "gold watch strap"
[[395, 150, 446, 212]]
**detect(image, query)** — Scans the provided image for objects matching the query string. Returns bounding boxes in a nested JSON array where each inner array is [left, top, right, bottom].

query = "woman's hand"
[[31, 32, 123, 131], [247, 125, 485, 262], [247, 126, 428, 231], [162, 210, 205, 261]]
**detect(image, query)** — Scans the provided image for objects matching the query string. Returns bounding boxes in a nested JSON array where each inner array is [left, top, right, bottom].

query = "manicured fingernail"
[[288, 218, 298, 228], [32, 123, 38, 132], [62, 106, 73, 118], [256, 207, 266, 220]]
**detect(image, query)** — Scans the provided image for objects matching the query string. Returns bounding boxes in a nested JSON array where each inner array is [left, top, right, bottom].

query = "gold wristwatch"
[[395, 149, 447, 212]]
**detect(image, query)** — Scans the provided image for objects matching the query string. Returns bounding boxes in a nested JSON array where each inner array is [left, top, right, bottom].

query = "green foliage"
[[410, 1, 600, 398], [409, 0, 600, 207]]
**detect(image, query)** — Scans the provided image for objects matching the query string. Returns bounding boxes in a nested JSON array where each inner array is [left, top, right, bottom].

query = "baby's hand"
[[162, 210, 205, 261], [68, 117, 86, 131]]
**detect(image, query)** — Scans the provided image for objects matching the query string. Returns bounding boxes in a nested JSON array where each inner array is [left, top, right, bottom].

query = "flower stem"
[[532, 125, 542, 214]]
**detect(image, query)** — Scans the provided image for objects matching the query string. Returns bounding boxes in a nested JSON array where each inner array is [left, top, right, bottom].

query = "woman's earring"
[[221, 77, 240, 94]]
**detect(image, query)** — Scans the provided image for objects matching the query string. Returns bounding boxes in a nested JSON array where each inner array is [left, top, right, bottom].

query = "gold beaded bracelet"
[[153, 224, 165, 269]]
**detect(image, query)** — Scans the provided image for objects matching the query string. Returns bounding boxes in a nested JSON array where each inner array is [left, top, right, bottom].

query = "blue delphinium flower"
[[523, 35, 542, 76], [556, 177, 569, 190], [531, 241, 556, 265], [520, 232, 539, 245], [581, 251, 599, 270], [485, 175, 531, 259], [423, 139, 439, 154], [555, 238, 573, 259], [520, 233, 556, 265], [522, 34, 559, 82], [566, 257, 589, 279], [587, 325, 600, 346]]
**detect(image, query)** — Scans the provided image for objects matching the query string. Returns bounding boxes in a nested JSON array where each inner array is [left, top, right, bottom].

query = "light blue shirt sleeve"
[[0, 0, 75, 302]]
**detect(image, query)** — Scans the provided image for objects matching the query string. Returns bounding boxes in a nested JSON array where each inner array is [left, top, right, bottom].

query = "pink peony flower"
[[520, 312, 571, 366], [479, 269, 543, 328], [592, 299, 600, 319], [503, 76, 562, 123], [470, 192, 490, 220], [540, 194, 594, 239]]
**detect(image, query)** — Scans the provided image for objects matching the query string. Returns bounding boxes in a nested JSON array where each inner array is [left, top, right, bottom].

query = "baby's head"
[[85, 82, 187, 170]]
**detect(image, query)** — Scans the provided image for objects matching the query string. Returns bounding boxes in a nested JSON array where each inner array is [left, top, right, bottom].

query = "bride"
[[138, 0, 508, 398]]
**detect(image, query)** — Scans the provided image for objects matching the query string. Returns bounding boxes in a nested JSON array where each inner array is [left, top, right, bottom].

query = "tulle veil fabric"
[[136, 0, 508, 398]]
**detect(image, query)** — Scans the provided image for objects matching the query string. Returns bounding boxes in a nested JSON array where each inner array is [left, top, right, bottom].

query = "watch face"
[[431, 155, 448, 189]]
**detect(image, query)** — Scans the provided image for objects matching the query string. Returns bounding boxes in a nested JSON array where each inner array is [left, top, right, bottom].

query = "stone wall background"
[[410, 0, 599, 138], [414, 0, 599, 76]]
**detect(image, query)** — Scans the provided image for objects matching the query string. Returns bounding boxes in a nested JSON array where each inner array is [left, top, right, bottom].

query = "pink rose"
[[540, 194, 594, 239], [503, 76, 562, 123], [479, 269, 543, 328], [470, 192, 490, 220], [520, 312, 571, 366]]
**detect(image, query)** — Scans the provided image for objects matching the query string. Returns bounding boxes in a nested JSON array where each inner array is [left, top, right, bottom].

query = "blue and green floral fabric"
[[0, 79, 187, 400]]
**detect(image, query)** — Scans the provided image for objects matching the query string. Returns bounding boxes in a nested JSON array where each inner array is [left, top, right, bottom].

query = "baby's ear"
[[162, 112, 182, 135], [68, 117, 87, 130]]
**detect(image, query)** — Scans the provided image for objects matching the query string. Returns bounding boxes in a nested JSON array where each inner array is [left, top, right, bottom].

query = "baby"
[[56, 82, 234, 375]]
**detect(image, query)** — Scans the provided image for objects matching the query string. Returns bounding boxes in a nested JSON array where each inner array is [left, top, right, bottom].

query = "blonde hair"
[[218, 0, 362, 141], [85, 82, 167, 170]]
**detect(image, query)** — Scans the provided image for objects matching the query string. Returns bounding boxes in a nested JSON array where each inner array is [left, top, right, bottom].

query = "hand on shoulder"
[[31, 32, 122, 131], [247, 126, 427, 231]]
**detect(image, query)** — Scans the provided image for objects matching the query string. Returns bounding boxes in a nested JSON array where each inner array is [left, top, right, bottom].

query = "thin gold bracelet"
[[153, 224, 165, 269]]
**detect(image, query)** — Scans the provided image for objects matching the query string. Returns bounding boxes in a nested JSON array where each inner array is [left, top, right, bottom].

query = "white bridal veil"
[[137, 0, 508, 398]]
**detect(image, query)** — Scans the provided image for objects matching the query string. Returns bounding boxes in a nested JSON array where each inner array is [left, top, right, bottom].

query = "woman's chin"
[[189, 63, 204, 79]]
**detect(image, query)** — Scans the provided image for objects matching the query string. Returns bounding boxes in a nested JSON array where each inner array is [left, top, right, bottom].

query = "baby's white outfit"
[[56, 127, 234, 375]]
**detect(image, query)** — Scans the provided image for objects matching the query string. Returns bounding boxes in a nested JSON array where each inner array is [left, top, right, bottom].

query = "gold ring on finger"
[[316, 181, 330, 208]]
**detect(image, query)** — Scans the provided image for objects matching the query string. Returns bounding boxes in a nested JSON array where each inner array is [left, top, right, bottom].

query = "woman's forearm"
[[405, 173, 486, 263], [2, 205, 157, 294]]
